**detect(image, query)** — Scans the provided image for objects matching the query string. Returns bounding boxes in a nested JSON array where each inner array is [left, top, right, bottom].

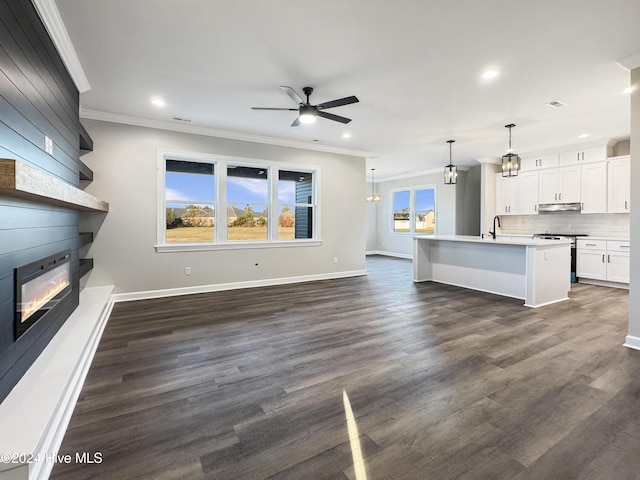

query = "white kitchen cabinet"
[[577, 239, 630, 284], [580, 162, 607, 213], [607, 156, 630, 213], [538, 165, 580, 204], [520, 154, 558, 171], [559, 146, 608, 166], [495, 173, 520, 215], [519, 171, 539, 214]]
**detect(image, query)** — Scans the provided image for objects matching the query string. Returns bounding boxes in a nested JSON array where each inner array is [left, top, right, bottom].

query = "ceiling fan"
[[252, 86, 359, 127]]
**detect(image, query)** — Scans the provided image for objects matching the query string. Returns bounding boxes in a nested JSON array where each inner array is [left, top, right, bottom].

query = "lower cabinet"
[[576, 239, 630, 284]]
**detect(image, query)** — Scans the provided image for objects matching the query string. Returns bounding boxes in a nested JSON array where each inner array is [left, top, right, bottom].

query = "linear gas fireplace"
[[15, 250, 72, 340]]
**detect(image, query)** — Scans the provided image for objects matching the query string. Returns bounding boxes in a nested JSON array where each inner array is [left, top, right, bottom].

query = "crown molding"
[[79, 108, 370, 158], [375, 165, 470, 183], [31, 0, 90, 93], [617, 52, 640, 71], [475, 157, 500, 165]]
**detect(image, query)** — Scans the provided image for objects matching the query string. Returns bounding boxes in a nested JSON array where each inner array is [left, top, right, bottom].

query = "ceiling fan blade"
[[280, 86, 305, 105], [316, 96, 359, 110], [291, 116, 301, 127], [251, 107, 298, 111], [317, 111, 351, 124]]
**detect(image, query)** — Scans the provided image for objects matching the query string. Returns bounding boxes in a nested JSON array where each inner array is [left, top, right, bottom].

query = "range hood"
[[538, 202, 581, 213]]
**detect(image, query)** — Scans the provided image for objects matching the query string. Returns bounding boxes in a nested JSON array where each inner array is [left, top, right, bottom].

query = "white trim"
[[0, 286, 113, 480], [378, 166, 469, 183], [81, 108, 369, 157], [112, 270, 367, 303], [523, 296, 570, 309], [366, 250, 413, 260], [156, 240, 322, 253], [156, 148, 322, 248], [623, 335, 640, 351], [617, 52, 640, 71], [31, 0, 91, 93], [577, 278, 629, 290]]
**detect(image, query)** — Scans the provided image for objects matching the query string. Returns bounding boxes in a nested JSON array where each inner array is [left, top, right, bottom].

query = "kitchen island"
[[413, 235, 571, 308]]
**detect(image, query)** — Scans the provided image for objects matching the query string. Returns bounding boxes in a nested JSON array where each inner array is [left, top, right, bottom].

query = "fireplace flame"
[[21, 277, 70, 323]]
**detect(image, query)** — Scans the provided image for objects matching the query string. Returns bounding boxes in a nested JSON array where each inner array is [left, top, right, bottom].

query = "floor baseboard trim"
[[366, 251, 413, 260], [623, 335, 640, 351], [112, 270, 368, 303]]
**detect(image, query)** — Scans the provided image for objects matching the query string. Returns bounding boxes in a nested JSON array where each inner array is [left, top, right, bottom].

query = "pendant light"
[[502, 124, 521, 177], [366, 168, 381, 202], [444, 140, 457, 185]]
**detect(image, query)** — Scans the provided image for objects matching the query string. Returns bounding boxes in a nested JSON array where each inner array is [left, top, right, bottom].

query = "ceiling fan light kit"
[[252, 86, 359, 127]]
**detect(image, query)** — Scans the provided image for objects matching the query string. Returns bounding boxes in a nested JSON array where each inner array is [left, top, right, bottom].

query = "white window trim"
[[156, 148, 322, 252], [388, 184, 437, 235]]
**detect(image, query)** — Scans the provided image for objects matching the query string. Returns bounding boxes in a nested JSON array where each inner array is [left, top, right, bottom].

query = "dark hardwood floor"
[[51, 256, 639, 480]]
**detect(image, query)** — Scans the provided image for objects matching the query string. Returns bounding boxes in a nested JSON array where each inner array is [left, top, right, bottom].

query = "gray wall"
[[629, 67, 639, 341], [366, 168, 480, 257], [79, 119, 366, 294]]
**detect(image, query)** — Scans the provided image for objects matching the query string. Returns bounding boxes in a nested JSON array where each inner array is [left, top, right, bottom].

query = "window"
[[391, 186, 436, 234], [165, 160, 215, 243], [157, 151, 319, 250], [227, 166, 269, 241], [278, 170, 314, 240]]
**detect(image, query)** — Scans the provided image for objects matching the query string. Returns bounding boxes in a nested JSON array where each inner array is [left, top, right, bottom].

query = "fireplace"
[[15, 250, 72, 340]]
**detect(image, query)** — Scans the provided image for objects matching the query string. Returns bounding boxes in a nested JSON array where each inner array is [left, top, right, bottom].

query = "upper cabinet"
[[607, 156, 630, 213], [558, 145, 609, 166], [580, 162, 607, 214], [495, 171, 538, 215], [538, 165, 580, 203], [520, 154, 558, 171]]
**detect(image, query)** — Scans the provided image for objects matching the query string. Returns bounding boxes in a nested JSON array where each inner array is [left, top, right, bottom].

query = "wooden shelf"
[[79, 258, 93, 278], [0, 159, 108, 212]]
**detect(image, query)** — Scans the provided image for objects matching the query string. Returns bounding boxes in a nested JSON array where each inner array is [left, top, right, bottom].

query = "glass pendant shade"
[[444, 140, 457, 185], [366, 168, 381, 202], [502, 124, 520, 177]]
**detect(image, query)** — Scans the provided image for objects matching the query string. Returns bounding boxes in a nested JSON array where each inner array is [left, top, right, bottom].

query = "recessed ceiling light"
[[622, 86, 634, 94], [481, 70, 499, 79], [578, 133, 590, 139], [546, 100, 567, 109], [151, 97, 166, 107], [342, 132, 351, 138]]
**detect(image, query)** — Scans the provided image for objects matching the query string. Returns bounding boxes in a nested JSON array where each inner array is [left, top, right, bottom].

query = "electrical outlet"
[[333, 257, 338, 264], [185, 267, 191, 276]]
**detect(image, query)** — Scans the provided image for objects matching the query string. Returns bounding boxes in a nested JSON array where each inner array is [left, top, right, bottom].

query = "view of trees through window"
[[164, 159, 315, 243], [392, 187, 435, 234], [165, 160, 215, 243]]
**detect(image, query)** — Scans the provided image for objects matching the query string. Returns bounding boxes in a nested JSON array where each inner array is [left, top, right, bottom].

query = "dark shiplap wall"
[[0, 0, 83, 401]]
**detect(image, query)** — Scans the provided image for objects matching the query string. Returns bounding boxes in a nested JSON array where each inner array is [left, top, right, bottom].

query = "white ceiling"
[[53, 0, 639, 180]]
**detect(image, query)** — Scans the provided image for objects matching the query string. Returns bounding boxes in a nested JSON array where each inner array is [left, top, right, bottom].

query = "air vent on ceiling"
[[172, 117, 192, 123], [546, 100, 567, 109]]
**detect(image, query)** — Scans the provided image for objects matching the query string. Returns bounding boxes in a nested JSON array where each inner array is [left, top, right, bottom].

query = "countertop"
[[413, 235, 571, 246]]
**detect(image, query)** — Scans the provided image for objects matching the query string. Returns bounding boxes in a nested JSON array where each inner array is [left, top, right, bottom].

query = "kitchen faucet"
[[489, 215, 501, 240]]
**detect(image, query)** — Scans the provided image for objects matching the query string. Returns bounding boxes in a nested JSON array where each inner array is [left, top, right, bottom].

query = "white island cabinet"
[[413, 235, 571, 308]]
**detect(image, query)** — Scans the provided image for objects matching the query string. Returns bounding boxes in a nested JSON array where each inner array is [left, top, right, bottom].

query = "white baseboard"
[[366, 250, 413, 260], [623, 335, 640, 351], [0, 286, 114, 480], [578, 278, 629, 290], [112, 269, 367, 303]]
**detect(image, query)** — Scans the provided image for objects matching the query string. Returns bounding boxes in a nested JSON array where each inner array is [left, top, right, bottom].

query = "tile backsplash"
[[500, 213, 630, 238]]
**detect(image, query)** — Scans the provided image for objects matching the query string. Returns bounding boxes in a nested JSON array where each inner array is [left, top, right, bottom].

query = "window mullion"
[[218, 161, 228, 242]]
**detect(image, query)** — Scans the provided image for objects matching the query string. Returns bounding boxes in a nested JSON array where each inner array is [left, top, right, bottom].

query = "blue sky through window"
[[416, 188, 435, 211], [166, 171, 298, 207]]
